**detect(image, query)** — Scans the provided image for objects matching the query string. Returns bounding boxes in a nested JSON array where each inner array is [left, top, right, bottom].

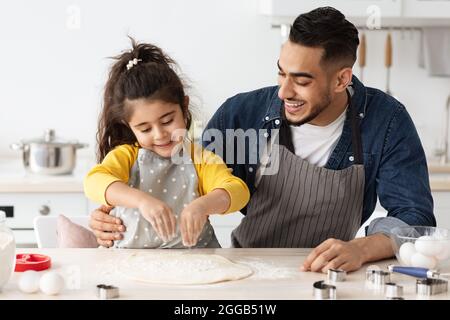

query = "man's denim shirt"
[[203, 76, 436, 236]]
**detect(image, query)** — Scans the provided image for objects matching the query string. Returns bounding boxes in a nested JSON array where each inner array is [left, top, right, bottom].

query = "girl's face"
[[127, 98, 188, 158]]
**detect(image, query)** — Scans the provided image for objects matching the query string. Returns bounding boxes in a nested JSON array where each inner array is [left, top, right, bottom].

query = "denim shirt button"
[[249, 167, 254, 173], [263, 132, 269, 138], [359, 113, 364, 118], [349, 156, 354, 162], [264, 116, 270, 121], [274, 119, 280, 125]]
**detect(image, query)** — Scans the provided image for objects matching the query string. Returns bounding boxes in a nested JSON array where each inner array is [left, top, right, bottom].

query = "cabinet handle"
[[39, 205, 51, 216]]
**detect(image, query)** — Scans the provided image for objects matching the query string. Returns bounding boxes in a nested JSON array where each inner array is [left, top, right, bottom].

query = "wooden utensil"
[[385, 32, 393, 95], [358, 33, 366, 82]]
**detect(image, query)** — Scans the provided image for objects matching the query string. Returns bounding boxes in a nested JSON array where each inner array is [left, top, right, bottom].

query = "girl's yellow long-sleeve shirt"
[[84, 143, 250, 214]]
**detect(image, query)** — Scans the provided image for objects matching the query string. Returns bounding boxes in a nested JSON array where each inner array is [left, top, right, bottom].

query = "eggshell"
[[399, 242, 416, 265], [411, 252, 437, 269], [415, 236, 443, 257], [18, 270, 41, 294], [39, 271, 64, 295]]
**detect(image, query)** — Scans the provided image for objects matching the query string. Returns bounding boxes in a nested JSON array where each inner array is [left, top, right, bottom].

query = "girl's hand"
[[138, 195, 177, 243], [179, 199, 209, 247]]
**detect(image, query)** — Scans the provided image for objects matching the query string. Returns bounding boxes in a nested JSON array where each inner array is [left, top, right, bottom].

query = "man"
[[89, 7, 434, 273]]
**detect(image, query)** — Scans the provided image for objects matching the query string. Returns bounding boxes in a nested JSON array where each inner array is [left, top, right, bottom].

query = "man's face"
[[277, 40, 333, 126]]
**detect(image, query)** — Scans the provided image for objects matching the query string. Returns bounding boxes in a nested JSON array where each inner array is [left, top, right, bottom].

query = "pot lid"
[[21, 129, 82, 146]]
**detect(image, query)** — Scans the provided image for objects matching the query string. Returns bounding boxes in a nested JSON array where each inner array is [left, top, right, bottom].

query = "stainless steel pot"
[[10, 129, 88, 175]]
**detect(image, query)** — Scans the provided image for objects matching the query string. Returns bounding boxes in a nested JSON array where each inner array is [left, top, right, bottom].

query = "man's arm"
[[302, 102, 435, 273], [369, 104, 435, 235]]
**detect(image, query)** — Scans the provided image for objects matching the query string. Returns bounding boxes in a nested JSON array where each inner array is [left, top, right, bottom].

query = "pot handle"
[[75, 143, 89, 149], [10, 143, 24, 150]]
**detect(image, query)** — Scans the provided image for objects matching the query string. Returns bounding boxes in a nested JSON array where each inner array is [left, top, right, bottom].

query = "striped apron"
[[232, 91, 365, 248]]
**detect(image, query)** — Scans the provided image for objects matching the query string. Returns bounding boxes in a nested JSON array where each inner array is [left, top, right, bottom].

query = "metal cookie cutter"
[[327, 268, 347, 282], [366, 269, 391, 285], [387, 297, 405, 300], [385, 282, 404, 299], [416, 278, 448, 296], [96, 284, 120, 300], [313, 280, 337, 300]]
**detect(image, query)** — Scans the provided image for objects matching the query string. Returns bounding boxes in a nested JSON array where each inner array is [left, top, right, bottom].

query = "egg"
[[411, 252, 437, 269], [39, 271, 64, 295], [434, 243, 450, 261], [415, 236, 443, 257], [399, 242, 416, 265], [18, 270, 41, 294]]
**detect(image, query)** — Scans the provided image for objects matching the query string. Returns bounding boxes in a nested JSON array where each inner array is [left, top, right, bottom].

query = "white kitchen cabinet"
[[403, 0, 450, 18], [0, 192, 90, 247], [259, 0, 450, 27], [0, 193, 88, 229], [260, 0, 402, 18], [0, 158, 93, 247]]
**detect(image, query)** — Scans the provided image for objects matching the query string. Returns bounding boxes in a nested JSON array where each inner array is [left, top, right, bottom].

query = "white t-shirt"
[[290, 108, 347, 167]]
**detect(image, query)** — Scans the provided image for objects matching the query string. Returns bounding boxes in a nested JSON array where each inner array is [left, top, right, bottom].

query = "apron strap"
[[278, 118, 295, 153]]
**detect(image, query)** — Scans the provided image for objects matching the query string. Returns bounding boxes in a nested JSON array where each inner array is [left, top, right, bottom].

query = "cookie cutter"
[[313, 280, 336, 300], [385, 282, 404, 299], [96, 284, 120, 300], [386, 297, 405, 300], [366, 269, 391, 285], [327, 268, 347, 282], [416, 278, 448, 296]]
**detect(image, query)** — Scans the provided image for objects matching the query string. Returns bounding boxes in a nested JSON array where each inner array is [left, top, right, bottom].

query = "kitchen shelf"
[[260, 0, 450, 28]]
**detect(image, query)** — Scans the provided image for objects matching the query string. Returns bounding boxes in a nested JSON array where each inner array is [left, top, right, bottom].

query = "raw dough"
[[117, 252, 253, 285]]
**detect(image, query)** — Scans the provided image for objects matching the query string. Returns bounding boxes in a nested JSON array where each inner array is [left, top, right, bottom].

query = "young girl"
[[84, 38, 250, 249]]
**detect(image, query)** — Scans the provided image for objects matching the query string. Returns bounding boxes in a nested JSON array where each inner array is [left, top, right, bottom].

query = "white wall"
[[0, 0, 449, 161], [0, 0, 280, 158], [353, 29, 450, 159]]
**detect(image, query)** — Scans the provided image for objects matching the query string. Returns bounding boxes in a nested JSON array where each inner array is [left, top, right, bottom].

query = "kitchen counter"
[[1, 248, 449, 300], [429, 163, 450, 191], [0, 158, 94, 193], [0, 158, 450, 192]]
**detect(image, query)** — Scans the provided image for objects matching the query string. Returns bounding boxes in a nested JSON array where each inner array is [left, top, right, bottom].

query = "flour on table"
[[117, 252, 253, 285], [238, 258, 298, 280]]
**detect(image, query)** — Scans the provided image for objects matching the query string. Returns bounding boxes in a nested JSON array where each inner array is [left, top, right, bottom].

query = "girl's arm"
[[193, 144, 250, 213], [84, 144, 175, 241], [179, 188, 230, 247], [180, 144, 251, 246], [84, 144, 138, 205]]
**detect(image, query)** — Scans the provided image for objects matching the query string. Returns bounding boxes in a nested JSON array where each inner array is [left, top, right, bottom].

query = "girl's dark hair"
[[96, 37, 192, 162], [289, 7, 359, 67]]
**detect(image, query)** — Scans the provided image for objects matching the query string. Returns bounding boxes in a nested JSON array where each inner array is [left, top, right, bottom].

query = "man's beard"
[[282, 93, 332, 127]]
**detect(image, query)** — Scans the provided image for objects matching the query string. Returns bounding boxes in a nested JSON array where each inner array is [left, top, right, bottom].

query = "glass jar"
[[0, 210, 15, 291]]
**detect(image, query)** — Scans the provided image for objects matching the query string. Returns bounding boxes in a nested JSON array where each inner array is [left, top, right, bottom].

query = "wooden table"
[[1, 248, 449, 300]]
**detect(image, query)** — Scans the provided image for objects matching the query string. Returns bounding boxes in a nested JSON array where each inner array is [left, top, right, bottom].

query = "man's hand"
[[89, 205, 125, 247], [300, 234, 394, 273]]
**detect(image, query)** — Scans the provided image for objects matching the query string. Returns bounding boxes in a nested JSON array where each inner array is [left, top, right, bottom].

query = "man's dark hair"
[[289, 7, 359, 67]]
